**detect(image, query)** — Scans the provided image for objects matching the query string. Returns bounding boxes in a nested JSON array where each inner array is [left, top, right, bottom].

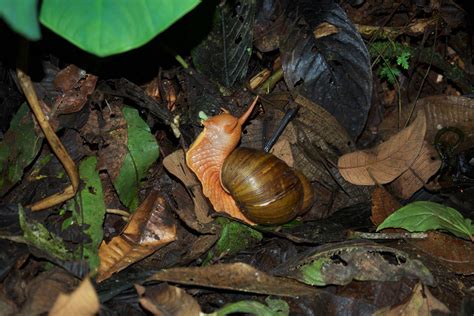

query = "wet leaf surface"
[[280, 0, 372, 138]]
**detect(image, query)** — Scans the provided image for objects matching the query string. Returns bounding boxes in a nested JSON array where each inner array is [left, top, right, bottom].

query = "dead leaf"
[[136, 283, 201, 316], [373, 283, 450, 315], [338, 110, 427, 185], [389, 141, 441, 199], [19, 268, 78, 315], [409, 231, 474, 275], [97, 191, 177, 282], [48, 278, 99, 316], [379, 95, 474, 151], [370, 186, 402, 226], [163, 150, 212, 224], [148, 262, 320, 297], [270, 139, 294, 167]]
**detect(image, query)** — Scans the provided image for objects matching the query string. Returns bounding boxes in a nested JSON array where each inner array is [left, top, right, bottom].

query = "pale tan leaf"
[[338, 111, 426, 185], [373, 283, 450, 315], [136, 284, 201, 316], [48, 278, 99, 316], [97, 191, 177, 282], [389, 141, 442, 199]]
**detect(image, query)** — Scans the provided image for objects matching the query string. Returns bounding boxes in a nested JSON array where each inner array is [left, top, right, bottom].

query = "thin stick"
[[17, 69, 80, 211], [263, 106, 299, 152]]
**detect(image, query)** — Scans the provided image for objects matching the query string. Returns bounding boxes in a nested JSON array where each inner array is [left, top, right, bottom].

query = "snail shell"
[[221, 147, 313, 225]]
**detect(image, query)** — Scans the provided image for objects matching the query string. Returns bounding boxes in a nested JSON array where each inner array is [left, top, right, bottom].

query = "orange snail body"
[[185, 97, 314, 225]]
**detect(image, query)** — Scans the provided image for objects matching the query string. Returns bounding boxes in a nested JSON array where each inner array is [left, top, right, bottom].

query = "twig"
[[16, 69, 80, 211]]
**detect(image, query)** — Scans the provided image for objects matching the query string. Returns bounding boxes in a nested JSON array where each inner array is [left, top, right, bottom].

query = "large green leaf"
[[39, 0, 200, 57], [377, 201, 473, 241], [65, 156, 106, 272], [0, 103, 43, 196], [0, 0, 41, 40], [113, 107, 159, 210]]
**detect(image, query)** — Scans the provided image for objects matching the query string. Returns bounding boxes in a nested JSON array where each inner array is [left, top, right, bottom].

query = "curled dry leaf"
[[97, 191, 177, 282], [338, 110, 427, 185], [163, 150, 212, 224], [136, 283, 201, 316], [389, 141, 441, 199], [48, 278, 99, 316]]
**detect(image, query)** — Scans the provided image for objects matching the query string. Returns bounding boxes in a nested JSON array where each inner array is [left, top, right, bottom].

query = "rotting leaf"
[[203, 218, 262, 265], [64, 156, 106, 273], [274, 240, 434, 286], [279, 0, 372, 138], [373, 283, 450, 315], [18, 205, 74, 261], [148, 262, 320, 297], [338, 110, 426, 185], [113, 106, 160, 210], [135, 283, 201, 316], [97, 190, 177, 283], [0, 102, 43, 196], [377, 201, 474, 241], [192, 0, 256, 88], [389, 141, 441, 199], [48, 278, 100, 316]]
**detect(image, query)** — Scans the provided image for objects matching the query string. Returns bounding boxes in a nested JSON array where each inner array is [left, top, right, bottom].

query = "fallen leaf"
[[49, 278, 99, 316], [370, 186, 402, 226], [148, 262, 320, 297], [373, 283, 450, 315], [97, 191, 177, 282], [136, 283, 201, 316], [338, 110, 426, 185], [389, 141, 441, 199]]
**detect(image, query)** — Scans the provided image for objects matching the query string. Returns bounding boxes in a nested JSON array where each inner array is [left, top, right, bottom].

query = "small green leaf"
[[0, 0, 41, 40], [0, 103, 43, 196], [377, 201, 473, 241], [379, 65, 400, 85], [299, 257, 331, 286], [113, 107, 159, 210], [19, 205, 73, 261], [39, 0, 200, 57], [203, 218, 262, 265], [396, 51, 411, 70], [215, 297, 289, 316], [66, 156, 106, 272]]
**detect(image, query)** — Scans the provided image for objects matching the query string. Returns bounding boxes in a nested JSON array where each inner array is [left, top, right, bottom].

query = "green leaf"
[[203, 218, 262, 265], [66, 156, 106, 272], [379, 65, 400, 85], [214, 297, 289, 316], [39, 0, 200, 57], [192, 0, 255, 88], [299, 257, 331, 286], [113, 107, 159, 210], [19, 205, 73, 261], [0, 103, 43, 196], [377, 201, 473, 240], [0, 0, 41, 40], [396, 51, 411, 70]]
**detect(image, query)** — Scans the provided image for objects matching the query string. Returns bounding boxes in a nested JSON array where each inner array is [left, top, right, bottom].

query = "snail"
[[185, 97, 314, 225]]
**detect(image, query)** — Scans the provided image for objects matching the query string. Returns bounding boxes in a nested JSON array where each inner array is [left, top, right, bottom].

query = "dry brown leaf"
[[338, 110, 426, 185], [270, 138, 295, 167], [148, 262, 320, 297], [409, 231, 474, 275], [48, 278, 99, 316], [379, 95, 474, 150], [389, 141, 441, 199], [97, 191, 177, 282], [136, 284, 201, 316], [370, 186, 402, 226], [373, 283, 450, 315], [163, 150, 212, 224]]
